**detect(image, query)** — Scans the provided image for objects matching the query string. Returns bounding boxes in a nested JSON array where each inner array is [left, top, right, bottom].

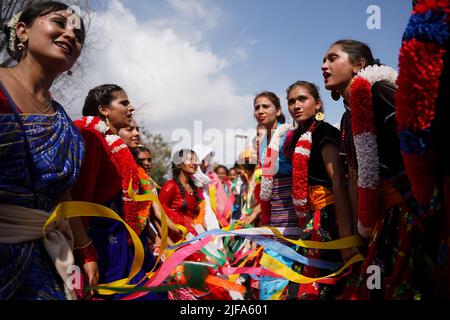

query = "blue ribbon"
[[169, 228, 342, 270]]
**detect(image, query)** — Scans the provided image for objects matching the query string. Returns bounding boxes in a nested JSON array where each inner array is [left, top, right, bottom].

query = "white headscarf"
[[192, 144, 215, 187]]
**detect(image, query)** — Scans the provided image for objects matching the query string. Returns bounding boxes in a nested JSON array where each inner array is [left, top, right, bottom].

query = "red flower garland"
[[414, 0, 450, 15], [78, 116, 150, 236], [350, 77, 380, 234], [396, 39, 446, 132], [395, 0, 449, 205], [292, 123, 317, 221]]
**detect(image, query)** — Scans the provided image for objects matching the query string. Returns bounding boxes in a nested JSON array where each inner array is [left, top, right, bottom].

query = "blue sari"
[[0, 83, 84, 300]]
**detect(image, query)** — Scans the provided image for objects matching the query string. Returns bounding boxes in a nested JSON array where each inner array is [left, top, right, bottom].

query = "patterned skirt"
[[259, 176, 298, 300], [0, 240, 65, 300], [287, 202, 346, 300], [342, 180, 442, 300], [269, 176, 298, 238]]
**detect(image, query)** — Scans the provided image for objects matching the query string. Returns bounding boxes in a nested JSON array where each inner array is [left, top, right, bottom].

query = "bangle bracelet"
[[73, 241, 98, 265], [74, 239, 92, 251]]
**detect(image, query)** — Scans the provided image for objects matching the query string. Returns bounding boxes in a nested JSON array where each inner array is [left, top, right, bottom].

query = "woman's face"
[[321, 44, 358, 93], [254, 96, 280, 128], [287, 85, 321, 125], [228, 169, 237, 182], [102, 90, 135, 132], [180, 153, 198, 177], [118, 119, 140, 149], [137, 150, 152, 174], [20, 10, 84, 72], [216, 167, 227, 183]]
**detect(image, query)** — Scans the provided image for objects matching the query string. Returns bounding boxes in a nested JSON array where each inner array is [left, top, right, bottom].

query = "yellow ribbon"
[[266, 227, 364, 250], [260, 253, 365, 284], [127, 181, 188, 269], [127, 180, 168, 277], [43, 201, 144, 295]]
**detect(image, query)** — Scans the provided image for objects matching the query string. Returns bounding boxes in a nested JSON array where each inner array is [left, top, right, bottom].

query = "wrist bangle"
[[73, 240, 98, 265], [74, 239, 92, 250]]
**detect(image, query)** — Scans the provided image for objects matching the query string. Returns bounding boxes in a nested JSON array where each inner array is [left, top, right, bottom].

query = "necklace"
[[9, 68, 53, 114]]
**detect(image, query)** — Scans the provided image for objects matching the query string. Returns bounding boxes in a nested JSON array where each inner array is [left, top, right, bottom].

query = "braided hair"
[[172, 149, 201, 215]]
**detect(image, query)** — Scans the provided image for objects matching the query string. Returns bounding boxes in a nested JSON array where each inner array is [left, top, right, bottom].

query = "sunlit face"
[[118, 119, 140, 149], [254, 96, 280, 128], [216, 167, 227, 183], [321, 44, 358, 93], [137, 150, 152, 174], [19, 10, 84, 72], [228, 169, 237, 182], [179, 152, 199, 177], [101, 90, 135, 133], [287, 85, 321, 125]]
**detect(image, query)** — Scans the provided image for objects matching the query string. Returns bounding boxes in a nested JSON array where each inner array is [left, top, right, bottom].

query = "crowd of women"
[[0, 1, 449, 300]]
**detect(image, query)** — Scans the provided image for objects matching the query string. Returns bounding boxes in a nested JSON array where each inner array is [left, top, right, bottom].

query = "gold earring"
[[17, 41, 26, 51], [315, 112, 325, 122], [17, 36, 28, 51]]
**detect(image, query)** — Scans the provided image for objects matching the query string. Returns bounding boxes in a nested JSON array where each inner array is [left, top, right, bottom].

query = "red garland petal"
[[396, 39, 446, 131], [350, 78, 375, 135], [413, 0, 450, 15], [403, 152, 438, 205], [356, 187, 380, 229]]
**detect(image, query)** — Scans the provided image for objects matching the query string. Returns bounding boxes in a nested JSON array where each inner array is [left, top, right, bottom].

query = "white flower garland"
[[6, 12, 22, 53], [351, 64, 397, 238], [357, 65, 398, 87], [260, 123, 291, 201], [354, 65, 397, 193]]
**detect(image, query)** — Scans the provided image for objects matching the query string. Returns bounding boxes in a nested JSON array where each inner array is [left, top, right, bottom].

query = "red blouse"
[[159, 179, 199, 234], [71, 126, 122, 205]]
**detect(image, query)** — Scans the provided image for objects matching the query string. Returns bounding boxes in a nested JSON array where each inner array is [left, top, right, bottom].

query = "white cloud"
[[59, 0, 255, 165], [168, 0, 222, 29]]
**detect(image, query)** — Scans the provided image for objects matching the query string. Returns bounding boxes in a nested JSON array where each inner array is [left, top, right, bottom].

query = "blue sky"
[[64, 0, 413, 165], [120, 0, 412, 126]]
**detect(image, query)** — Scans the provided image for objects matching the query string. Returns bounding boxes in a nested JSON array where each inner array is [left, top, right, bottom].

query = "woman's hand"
[[240, 211, 258, 226], [340, 246, 360, 263], [83, 261, 99, 299]]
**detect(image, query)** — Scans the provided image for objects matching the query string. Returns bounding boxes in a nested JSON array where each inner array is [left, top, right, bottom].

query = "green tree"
[[138, 128, 172, 187]]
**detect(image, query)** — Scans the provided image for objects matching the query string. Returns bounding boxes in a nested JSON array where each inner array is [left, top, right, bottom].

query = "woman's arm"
[[61, 191, 99, 297], [151, 200, 182, 237], [321, 143, 359, 261]]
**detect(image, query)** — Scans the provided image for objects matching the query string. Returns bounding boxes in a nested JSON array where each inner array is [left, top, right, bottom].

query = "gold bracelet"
[[74, 239, 92, 250]]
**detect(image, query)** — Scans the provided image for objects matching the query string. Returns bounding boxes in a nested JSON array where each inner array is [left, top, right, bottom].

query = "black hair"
[[214, 165, 229, 175], [254, 91, 286, 124], [331, 39, 375, 68], [171, 149, 201, 214], [132, 145, 152, 166], [286, 80, 324, 113], [3, 1, 86, 61], [82, 84, 124, 117], [285, 80, 325, 158]]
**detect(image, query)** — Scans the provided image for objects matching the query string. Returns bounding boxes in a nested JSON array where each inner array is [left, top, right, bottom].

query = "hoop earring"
[[315, 112, 325, 122], [331, 90, 340, 101]]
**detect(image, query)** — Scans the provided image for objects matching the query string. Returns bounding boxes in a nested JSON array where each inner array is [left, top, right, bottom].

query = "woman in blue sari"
[[0, 2, 98, 300]]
